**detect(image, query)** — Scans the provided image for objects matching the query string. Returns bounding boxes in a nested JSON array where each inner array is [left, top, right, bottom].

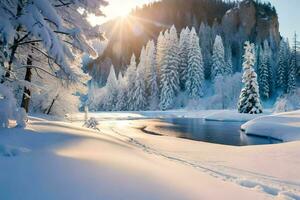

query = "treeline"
[[88, 26, 299, 112], [93, 0, 279, 81]]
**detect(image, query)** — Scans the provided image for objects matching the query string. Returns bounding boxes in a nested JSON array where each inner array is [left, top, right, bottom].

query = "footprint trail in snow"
[[109, 126, 300, 200]]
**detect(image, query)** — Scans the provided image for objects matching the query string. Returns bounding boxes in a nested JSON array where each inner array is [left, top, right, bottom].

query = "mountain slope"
[[89, 0, 280, 85]]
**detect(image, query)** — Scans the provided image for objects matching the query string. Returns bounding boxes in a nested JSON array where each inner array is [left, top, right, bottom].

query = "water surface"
[[150, 118, 282, 146]]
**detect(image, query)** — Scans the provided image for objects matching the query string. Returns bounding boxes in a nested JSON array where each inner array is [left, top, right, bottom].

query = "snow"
[[0, 84, 27, 128], [204, 110, 268, 122], [0, 144, 30, 157], [241, 110, 300, 142], [68, 109, 271, 123], [1, 111, 300, 199], [68, 110, 218, 121]]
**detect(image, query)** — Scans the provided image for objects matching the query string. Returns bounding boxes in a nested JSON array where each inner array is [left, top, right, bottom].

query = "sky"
[[90, 0, 299, 40], [267, 0, 300, 40]]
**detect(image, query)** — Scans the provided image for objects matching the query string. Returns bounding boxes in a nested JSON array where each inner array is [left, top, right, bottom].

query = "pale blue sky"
[[90, 0, 299, 40], [267, 0, 299, 40]]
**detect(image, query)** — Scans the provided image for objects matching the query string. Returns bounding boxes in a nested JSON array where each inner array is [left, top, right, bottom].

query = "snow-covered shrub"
[[273, 90, 300, 113], [83, 117, 99, 130], [0, 84, 27, 128]]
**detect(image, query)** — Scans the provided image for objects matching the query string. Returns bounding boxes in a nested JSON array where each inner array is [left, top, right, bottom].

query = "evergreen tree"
[[103, 65, 118, 111], [139, 46, 147, 78], [287, 33, 298, 94], [156, 30, 168, 84], [199, 22, 213, 79], [132, 49, 147, 111], [145, 40, 159, 110], [125, 54, 137, 110], [159, 25, 180, 110], [257, 42, 271, 99], [276, 39, 288, 91], [287, 57, 297, 94], [265, 40, 274, 97], [238, 42, 263, 114], [116, 73, 128, 111], [156, 31, 165, 71], [178, 27, 190, 90], [211, 35, 226, 79], [225, 45, 233, 75], [185, 28, 204, 99]]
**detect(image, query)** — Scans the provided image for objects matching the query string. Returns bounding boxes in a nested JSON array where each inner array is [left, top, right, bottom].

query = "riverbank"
[[0, 112, 299, 199], [241, 110, 300, 142]]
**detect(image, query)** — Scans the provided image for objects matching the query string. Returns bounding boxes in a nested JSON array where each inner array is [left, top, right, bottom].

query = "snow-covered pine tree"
[[156, 31, 168, 84], [257, 42, 271, 99], [267, 40, 274, 95], [116, 73, 128, 111], [238, 42, 263, 114], [212, 20, 221, 40], [276, 39, 288, 91], [156, 31, 165, 68], [145, 40, 159, 110], [159, 25, 180, 110], [178, 27, 190, 90], [132, 48, 147, 111], [211, 35, 226, 79], [287, 58, 297, 94], [125, 54, 137, 110], [103, 65, 118, 111], [199, 22, 213, 79], [287, 33, 298, 94], [225, 45, 233, 75], [185, 28, 204, 99]]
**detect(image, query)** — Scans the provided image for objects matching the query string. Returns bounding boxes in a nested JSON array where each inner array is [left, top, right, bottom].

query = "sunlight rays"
[[107, 14, 170, 55]]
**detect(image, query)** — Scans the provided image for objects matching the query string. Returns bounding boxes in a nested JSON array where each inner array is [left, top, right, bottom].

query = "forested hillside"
[[89, 0, 280, 85]]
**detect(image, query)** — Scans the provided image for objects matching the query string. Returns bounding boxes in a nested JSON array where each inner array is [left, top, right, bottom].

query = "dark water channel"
[[152, 118, 282, 146]]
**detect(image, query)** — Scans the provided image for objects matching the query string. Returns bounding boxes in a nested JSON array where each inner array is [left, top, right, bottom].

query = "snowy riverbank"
[[69, 109, 269, 122], [203, 110, 269, 122], [241, 110, 300, 142], [1, 113, 300, 199]]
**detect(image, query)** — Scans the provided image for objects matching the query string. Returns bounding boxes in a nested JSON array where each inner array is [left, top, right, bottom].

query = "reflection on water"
[[155, 118, 281, 146]]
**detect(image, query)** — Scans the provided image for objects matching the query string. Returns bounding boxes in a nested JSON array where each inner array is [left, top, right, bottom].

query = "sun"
[[88, 0, 143, 26]]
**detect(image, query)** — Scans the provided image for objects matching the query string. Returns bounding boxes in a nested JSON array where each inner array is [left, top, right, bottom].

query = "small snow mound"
[[241, 110, 300, 142], [0, 144, 31, 157]]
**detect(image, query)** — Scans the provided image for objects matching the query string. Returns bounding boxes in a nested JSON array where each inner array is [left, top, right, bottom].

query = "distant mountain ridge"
[[89, 0, 280, 86]]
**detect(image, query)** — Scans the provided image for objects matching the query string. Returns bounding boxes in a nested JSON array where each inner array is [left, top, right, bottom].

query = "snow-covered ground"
[[1, 111, 300, 200], [204, 110, 269, 122], [69, 110, 216, 121], [242, 110, 300, 142], [70, 109, 269, 122]]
